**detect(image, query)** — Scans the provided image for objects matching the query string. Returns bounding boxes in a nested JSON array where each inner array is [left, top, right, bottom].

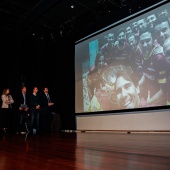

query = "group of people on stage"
[[85, 8, 170, 112], [0, 86, 54, 135]]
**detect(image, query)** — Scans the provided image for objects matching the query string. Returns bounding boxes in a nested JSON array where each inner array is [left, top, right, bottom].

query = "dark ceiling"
[[0, 0, 166, 41], [0, 0, 134, 39]]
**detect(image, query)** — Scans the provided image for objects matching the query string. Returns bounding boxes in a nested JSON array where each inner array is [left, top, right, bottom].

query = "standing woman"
[[1, 88, 14, 134]]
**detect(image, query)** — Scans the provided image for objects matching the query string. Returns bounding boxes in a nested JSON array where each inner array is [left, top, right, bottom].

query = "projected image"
[[75, 3, 170, 113]]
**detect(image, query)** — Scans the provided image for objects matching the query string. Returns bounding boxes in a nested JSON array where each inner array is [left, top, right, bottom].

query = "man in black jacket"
[[16, 86, 29, 134], [29, 86, 41, 134], [41, 87, 54, 133]]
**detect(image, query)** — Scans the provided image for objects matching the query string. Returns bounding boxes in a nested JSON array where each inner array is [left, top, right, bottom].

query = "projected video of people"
[[75, 3, 170, 113]]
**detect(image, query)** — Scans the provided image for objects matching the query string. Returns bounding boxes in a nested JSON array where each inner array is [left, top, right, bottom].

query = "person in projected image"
[[87, 33, 115, 98], [138, 27, 169, 106], [115, 66, 152, 109], [87, 51, 107, 100], [131, 21, 140, 43], [113, 28, 130, 66], [146, 14, 157, 30], [125, 25, 133, 38], [137, 18, 147, 32], [100, 33, 115, 65], [158, 9, 170, 23], [153, 16, 170, 47], [163, 37, 170, 65], [127, 33, 143, 80], [163, 37, 170, 105], [88, 65, 123, 112]]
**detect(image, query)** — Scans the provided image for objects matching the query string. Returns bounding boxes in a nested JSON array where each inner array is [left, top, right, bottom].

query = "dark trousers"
[[42, 107, 52, 133], [17, 110, 28, 132], [0, 109, 10, 129], [30, 109, 40, 134], [0, 108, 14, 133]]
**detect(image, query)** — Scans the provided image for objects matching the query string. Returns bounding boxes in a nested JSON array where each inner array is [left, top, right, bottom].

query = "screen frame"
[[75, 0, 170, 115]]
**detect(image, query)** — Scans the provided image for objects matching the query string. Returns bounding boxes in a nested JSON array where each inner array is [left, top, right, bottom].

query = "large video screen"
[[75, 1, 170, 114]]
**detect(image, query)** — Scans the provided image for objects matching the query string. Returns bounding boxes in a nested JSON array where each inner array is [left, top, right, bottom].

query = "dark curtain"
[[0, 32, 76, 131]]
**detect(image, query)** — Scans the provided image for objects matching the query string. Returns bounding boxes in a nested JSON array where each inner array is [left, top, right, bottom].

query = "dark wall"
[[75, 0, 165, 41], [0, 32, 76, 130], [0, 0, 166, 131]]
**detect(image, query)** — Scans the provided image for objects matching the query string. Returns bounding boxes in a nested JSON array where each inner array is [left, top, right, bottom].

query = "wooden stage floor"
[[0, 131, 170, 170]]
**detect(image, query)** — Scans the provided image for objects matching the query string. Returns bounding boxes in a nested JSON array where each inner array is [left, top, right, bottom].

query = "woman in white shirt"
[[1, 88, 14, 134]]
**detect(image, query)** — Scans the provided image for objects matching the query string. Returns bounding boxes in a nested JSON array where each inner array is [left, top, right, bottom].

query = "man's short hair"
[[115, 65, 138, 87]]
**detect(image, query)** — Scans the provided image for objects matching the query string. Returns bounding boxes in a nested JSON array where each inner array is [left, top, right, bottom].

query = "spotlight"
[[71, 4, 74, 8], [60, 30, 62, 36], [51, 33, 54, 39]]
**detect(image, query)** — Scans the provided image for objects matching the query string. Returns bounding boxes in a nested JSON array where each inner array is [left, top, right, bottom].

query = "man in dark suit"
[[41, 87, 54, 133], [17, 85, 29, 134], [29, 86, 41, 134]]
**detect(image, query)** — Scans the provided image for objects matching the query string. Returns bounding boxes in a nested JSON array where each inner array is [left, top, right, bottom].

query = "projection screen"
[[75, 0, 170, 115]]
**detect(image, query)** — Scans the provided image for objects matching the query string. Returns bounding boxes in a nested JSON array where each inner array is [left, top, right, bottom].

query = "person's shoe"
[[2, 128, 7, 135], [21, 132, 26, 134]]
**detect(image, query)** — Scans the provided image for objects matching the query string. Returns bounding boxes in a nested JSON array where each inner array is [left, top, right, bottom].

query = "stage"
[[0, 131, 170, 169]]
